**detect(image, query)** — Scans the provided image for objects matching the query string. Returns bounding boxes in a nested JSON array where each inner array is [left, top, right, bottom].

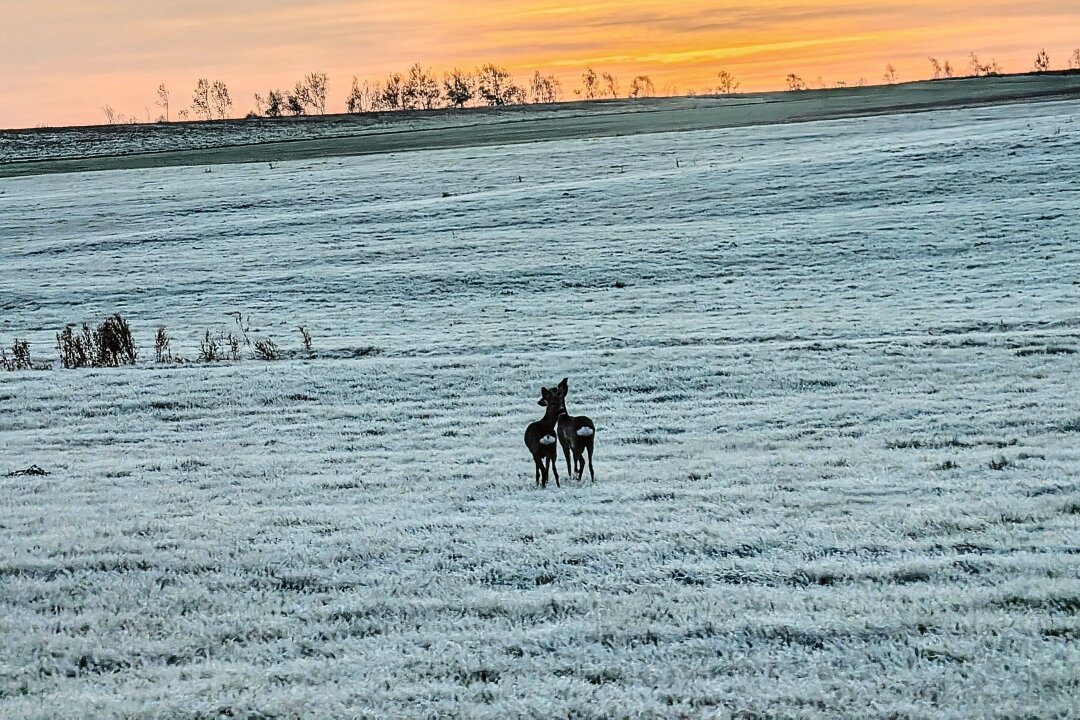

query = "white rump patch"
[[576, 428, 594, 438], [540, 435, 557, 445]]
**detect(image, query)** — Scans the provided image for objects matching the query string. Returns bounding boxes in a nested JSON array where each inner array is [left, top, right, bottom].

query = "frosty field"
[[2, 96, 1080, 718]]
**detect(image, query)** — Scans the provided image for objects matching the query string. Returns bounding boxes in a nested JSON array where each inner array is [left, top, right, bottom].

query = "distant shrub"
[[57, 314, 137, 369], [57, 324, 94, 369], [2, 339, 31, 371], [1034, 49, 1051, 73], [154, 326, 172, 363], [97, 315, 138, 366], [298, 326, 313, 353]]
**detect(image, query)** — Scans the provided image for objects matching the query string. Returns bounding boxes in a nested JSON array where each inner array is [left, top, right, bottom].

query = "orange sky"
[[0, 1, 1077, 128]]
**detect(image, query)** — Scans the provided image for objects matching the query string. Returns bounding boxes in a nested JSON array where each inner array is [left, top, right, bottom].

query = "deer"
[[524, 384, 563, 488], [553, 378, 596, 482]]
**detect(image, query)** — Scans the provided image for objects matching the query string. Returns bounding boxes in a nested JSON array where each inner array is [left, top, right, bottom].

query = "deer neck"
[[540, 403, 562, 430]]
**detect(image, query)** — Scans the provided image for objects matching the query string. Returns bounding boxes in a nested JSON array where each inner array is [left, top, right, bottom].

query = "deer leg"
[[549, 452, 560, 488], [560, 438, 572, 479], [534, 458, 542, 487], [586, 441, 595, 482]]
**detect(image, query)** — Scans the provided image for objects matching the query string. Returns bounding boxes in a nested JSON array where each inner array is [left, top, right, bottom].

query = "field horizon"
[[2, 71, 1080, 179]]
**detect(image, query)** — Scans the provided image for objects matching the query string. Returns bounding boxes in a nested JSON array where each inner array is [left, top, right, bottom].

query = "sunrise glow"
[[0, 0, 1077, 128]]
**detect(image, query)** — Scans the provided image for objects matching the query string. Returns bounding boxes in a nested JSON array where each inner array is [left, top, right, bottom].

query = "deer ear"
[[538, 398, 548, 406], [558, 378, 568, 393]]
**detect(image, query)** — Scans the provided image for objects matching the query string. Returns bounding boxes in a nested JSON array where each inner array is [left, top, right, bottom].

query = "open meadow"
[[1, 91, 1079, 718]]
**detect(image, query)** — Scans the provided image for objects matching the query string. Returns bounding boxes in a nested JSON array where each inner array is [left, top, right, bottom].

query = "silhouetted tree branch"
[[191, 78, 212, 121], [716, 70, 740, 94], [628, 75, 654, 99], [579, 67, 599, 99], [1034, 49, 1051, 73], [529, 72, 560, 104], [404, 64, 441, 110], [476, 64, 524, 106], [155, 84, 170, 121], [444, 68, 476, 108]]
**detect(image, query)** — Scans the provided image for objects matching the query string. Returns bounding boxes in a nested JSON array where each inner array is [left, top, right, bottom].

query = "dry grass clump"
[[199, 330, 222, 363], [254, 338, 279, 361], [56, 314, 137, 369], [198, 329, 247, 362], [154, 327, 172, 363], [2, 339, 32, 371], [97, 314, 138, 366], [19, 312, 333, 370]]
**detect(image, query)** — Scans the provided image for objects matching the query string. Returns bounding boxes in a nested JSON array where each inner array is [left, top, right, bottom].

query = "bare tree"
[[628, 75, 655, 99], [286, 90, 306, 116], [101, 104, 118, 124], [155, 83, 170, 121], [943, 60, 955, 78], [928, 58, 943, 79], [302, 72, 329, 114], [883, 64, 898, 84], [969, 53, 1001, 77], [191, 78, 212, 120], [404, 64, 441, 109], [346, 77, 374, 113], [373, 72, 406, 110], [1034, 49, 1051, 73], [210, 80, 232, 120], [601, 72, 619, 98], [255, 90, 286, 117], [444, 68, 476, 108], [580, 67, 600, 99], [786, 74, 807, 91], [1071, 49, 1080, 70], [476, 64, 525, 106], [529, 72, 561, 104], [290, 80, 314, 114], [716, 70, 740, 94], [970, 53, 988, 76]]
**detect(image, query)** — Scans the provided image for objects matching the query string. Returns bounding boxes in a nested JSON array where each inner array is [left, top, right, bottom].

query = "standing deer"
[[553, 378, 596, 482], [524, 384, 563, 488]]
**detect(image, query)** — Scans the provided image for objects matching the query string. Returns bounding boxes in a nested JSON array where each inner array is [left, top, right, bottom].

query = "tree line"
[[105, 47, 1080, 124], [784, 47, 1076, 93]]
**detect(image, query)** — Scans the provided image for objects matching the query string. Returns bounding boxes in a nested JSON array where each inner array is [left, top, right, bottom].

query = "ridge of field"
[[1, 96, 1078, 718], [2, 73, 1080, 178]]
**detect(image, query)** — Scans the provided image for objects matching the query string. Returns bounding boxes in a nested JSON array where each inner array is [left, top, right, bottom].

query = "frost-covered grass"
[[1, 99, 1079, 718]]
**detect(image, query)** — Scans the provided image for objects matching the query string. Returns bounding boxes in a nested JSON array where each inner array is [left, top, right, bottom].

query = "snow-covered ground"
[[5, 75, 1079, 178], [1, 98, 1079, 718]]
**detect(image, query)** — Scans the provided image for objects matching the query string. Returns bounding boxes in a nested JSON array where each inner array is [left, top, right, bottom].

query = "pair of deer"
[[524, 378, 596, 488]]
